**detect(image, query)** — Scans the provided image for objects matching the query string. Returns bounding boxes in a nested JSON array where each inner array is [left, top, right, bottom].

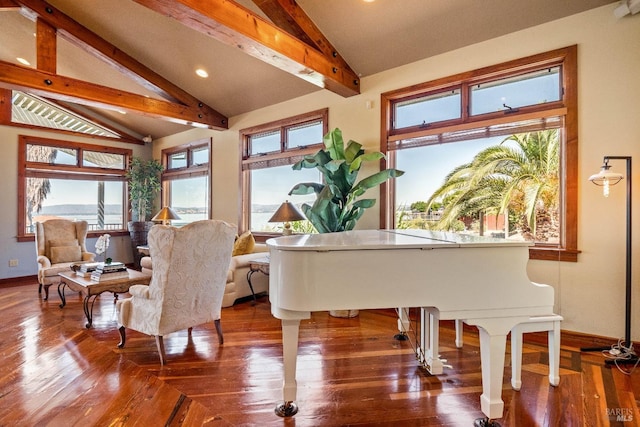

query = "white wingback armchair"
[[34, 219, 95, 300], [116, 220, 236, 365]]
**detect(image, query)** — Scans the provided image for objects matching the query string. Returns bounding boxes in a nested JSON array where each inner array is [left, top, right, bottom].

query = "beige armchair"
[[34, 219, 95, 300], [116, 220, 236, 365]]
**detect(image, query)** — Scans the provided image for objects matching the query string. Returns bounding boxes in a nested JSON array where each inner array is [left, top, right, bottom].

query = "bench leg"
[[455, 319, 464, 348], [511, 318, 562, 390]]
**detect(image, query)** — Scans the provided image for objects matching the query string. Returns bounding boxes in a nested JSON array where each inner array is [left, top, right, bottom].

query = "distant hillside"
[[39, 204, 123, 215], [40, 204, 279, 215], [38, 204, 209, 215]]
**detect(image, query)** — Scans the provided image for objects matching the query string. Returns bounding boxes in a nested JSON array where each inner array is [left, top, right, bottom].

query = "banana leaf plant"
[[289, 128, 404, 233]]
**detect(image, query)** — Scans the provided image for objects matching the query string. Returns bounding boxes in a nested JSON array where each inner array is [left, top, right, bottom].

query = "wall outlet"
[[9, 259, 18, 267]]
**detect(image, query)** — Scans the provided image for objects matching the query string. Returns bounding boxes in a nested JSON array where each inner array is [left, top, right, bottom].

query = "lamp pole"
[[616, 156, 632, 350], [610, 156, 633, 350]]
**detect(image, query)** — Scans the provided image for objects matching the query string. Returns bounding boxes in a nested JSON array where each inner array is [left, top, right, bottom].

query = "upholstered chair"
[[34, 219, 95, 300], [116, 219, 236, 365]]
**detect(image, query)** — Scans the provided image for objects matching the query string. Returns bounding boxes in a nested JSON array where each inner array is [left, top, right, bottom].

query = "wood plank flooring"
[[0, 281, 639, 426]]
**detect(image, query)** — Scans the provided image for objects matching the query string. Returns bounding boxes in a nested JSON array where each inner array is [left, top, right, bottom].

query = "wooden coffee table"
[[58, 269, 151, 328]]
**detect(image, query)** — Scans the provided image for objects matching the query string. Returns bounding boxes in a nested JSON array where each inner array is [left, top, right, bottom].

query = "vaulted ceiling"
[[0, 0, 616, 142]]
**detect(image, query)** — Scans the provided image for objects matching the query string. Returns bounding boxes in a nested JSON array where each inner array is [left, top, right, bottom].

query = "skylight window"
[[11, 91, 121, 139]]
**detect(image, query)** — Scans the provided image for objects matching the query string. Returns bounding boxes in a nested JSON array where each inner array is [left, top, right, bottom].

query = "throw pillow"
[[47, 239, 79, 259], [50, 245, 82, 263], [232, 231, 255, 256], [49, 239, 79, 247]]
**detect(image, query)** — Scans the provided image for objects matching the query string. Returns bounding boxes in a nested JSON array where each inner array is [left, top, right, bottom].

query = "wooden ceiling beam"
[[133, 0, 360, 97], [36, 18, 56, 73], [12, 0, 228, 129], [0, 60, 220, 129], [251, 0, 354, 76], [0, 88, 11, 124], [0, 0, 18, 10]]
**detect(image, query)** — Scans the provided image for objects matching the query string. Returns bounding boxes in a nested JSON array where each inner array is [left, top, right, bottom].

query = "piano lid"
[[266, 229, 532, 252]]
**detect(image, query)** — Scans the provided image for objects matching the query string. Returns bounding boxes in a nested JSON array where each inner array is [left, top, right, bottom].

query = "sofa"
[[140, 242, 270, 308]]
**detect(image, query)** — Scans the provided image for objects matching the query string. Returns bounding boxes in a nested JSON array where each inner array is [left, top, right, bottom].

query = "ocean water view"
[[30, 208, 276, 232]]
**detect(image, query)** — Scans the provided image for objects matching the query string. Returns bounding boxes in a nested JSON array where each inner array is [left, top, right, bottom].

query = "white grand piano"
[[267, 229, 554, 425]]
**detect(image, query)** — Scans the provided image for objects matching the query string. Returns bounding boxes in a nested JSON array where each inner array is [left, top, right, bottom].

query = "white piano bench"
[[454, 314, 563, 391]]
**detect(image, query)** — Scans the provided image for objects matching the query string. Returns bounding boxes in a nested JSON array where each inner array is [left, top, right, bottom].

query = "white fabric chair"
[[116, 220, 236, 365], [34, 219, 95, 300]]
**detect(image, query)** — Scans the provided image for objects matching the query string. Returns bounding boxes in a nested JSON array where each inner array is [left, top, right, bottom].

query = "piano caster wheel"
[[474, 418, 501, 427], [393, 332, 409, 341], [275, 401, 298, 417]]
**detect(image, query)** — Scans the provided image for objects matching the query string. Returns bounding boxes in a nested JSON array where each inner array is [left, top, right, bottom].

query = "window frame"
[[160, 139, 212, 224], [17, 135, 132, 242], [380, 45, 578, 262], [239, 108, 328, 239]]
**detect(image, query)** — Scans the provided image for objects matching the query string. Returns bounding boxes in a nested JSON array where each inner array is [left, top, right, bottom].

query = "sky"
[[395, 136, 504, 207]]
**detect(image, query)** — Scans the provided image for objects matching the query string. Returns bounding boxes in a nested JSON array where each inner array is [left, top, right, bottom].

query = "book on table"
[[90, 269, 129, 282], [89, 261, 128, 281], [77, 262, 102, 273], [96, 261, 126, 272]]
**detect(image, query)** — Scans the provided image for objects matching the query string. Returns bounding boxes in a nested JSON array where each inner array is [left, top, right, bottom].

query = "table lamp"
[[268, 200, 305, 235], [152, 206, 181, 225]]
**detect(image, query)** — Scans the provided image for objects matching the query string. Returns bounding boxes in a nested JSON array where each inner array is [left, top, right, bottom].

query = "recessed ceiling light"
[[195, 68, 209, 78], [363, 0, 375, 2], [16, 57, 30, 66]]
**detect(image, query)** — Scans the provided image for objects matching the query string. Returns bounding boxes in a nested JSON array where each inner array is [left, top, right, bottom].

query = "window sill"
[[529, 246, 579, 262]]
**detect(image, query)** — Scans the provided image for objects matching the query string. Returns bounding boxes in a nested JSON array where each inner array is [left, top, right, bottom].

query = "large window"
[[18, 135, 131, 240], [160, 139, 211, 226], [381, 46, 578, 261], [240, 109, 328, 236]]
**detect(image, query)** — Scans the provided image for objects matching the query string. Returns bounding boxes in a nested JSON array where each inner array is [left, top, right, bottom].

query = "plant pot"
[[128, 221, 154, 269]]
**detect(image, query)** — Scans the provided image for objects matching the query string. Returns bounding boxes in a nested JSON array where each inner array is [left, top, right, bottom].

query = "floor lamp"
[[586, 156, 637, 364]]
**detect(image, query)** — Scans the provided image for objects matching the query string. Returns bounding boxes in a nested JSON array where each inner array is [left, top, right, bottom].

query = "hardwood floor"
[[1, 281, 639, 426]]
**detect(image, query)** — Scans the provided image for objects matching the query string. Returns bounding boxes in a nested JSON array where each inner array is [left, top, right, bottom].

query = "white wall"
[[2, 5, 639, 340]]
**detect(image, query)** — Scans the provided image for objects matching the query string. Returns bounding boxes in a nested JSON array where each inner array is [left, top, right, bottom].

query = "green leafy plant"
[[126, 157, 163, 222], [289, 128, 404, 233]]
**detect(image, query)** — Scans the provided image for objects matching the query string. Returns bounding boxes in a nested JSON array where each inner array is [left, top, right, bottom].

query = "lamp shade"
[[588, 167, 623, 186], [589, 161, 624, 197], [268, 201, 305, 223], [152, 206, 181, 222]]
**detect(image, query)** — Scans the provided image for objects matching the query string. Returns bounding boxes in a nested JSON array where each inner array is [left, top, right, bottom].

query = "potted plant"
[[289, 128, 404, 317], [289, 127, 404, 233], [126, 157, 163, 268]]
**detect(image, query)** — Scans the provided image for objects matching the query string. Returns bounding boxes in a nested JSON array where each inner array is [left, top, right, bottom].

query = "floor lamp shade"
[[588, 158, 624, 197]]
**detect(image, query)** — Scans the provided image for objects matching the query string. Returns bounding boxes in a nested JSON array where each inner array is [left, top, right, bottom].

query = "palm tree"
[[26, 145, 57, 227], [426, 129, 559, 240]]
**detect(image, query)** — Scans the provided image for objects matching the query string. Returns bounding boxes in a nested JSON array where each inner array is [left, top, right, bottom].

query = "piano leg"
[[394, 307, 410, 340], [275, 318, 301, 417], [423, 307, 444, 374], [472, 321, 511, 421]]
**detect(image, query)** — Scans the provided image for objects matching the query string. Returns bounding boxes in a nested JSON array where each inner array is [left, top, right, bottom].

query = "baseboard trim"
[[0, 275, 37, 288]]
